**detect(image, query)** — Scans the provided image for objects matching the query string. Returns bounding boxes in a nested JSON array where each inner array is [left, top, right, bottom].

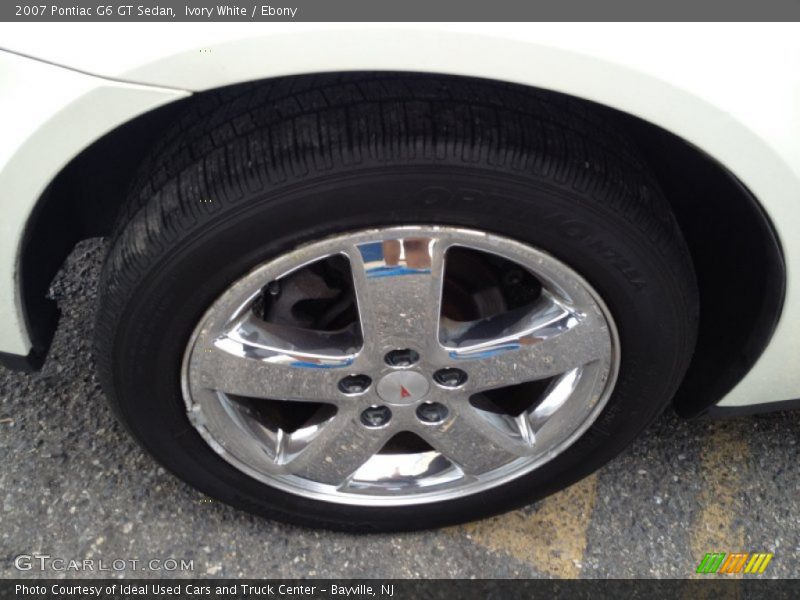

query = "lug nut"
[[338, 374, 372, 395], [416, 402, 449, 424], [384, 348, 420, 367], [433, 368, 468, 388], [360, 405, 392, 428]]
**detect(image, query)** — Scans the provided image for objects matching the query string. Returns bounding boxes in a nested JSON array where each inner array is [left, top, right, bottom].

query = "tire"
[[95, 74, 698, 532]]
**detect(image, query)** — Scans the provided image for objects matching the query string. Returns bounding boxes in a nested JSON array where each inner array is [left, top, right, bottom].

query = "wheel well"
[[19, 73, 784, 417], [620, 116, 784, 417]]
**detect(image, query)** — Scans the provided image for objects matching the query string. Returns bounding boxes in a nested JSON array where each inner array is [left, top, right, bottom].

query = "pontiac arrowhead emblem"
[[377, 371, 429, 405]]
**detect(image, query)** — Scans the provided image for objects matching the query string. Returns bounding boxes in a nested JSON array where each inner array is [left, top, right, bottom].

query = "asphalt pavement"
[[1, 239, 799, 579]]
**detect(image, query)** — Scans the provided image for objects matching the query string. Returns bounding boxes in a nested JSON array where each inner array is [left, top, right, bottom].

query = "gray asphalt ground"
[[2, 239, 799, 579]]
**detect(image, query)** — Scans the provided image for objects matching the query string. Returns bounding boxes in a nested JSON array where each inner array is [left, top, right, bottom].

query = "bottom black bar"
[[0, 579, 797, 600]]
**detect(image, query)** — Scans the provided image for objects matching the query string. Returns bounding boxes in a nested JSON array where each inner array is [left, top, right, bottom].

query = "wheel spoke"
[[445, 291, 611, 393], [286, 408, 394, 486], [415, 402, 532, 476], [526, 367, 584, 433], [189, 313, 358, 403], [347, 236, 448, 360]]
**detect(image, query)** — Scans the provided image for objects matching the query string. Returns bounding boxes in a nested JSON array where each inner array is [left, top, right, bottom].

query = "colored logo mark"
[[696, 552, 773, 574]]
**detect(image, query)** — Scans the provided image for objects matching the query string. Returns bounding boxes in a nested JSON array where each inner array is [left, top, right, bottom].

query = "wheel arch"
[[11, 73, 785, 418]]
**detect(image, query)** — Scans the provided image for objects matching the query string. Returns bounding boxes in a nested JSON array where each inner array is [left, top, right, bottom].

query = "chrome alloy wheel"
[[181, 226, 620, 506]]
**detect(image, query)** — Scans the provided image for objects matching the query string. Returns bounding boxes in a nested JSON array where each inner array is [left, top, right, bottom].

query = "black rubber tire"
[[95, 74, 698, 532]]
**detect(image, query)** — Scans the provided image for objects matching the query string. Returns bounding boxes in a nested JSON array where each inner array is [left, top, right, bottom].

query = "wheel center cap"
[[377, 371, 429, 405]]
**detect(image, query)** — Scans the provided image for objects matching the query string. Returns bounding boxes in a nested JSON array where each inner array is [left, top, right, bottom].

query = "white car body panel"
[[0, 50, 188, 354], [0, 23, 798, 409]]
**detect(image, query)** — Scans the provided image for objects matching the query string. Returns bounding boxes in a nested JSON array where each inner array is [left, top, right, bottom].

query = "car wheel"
[[95, 75, 698, 531]]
